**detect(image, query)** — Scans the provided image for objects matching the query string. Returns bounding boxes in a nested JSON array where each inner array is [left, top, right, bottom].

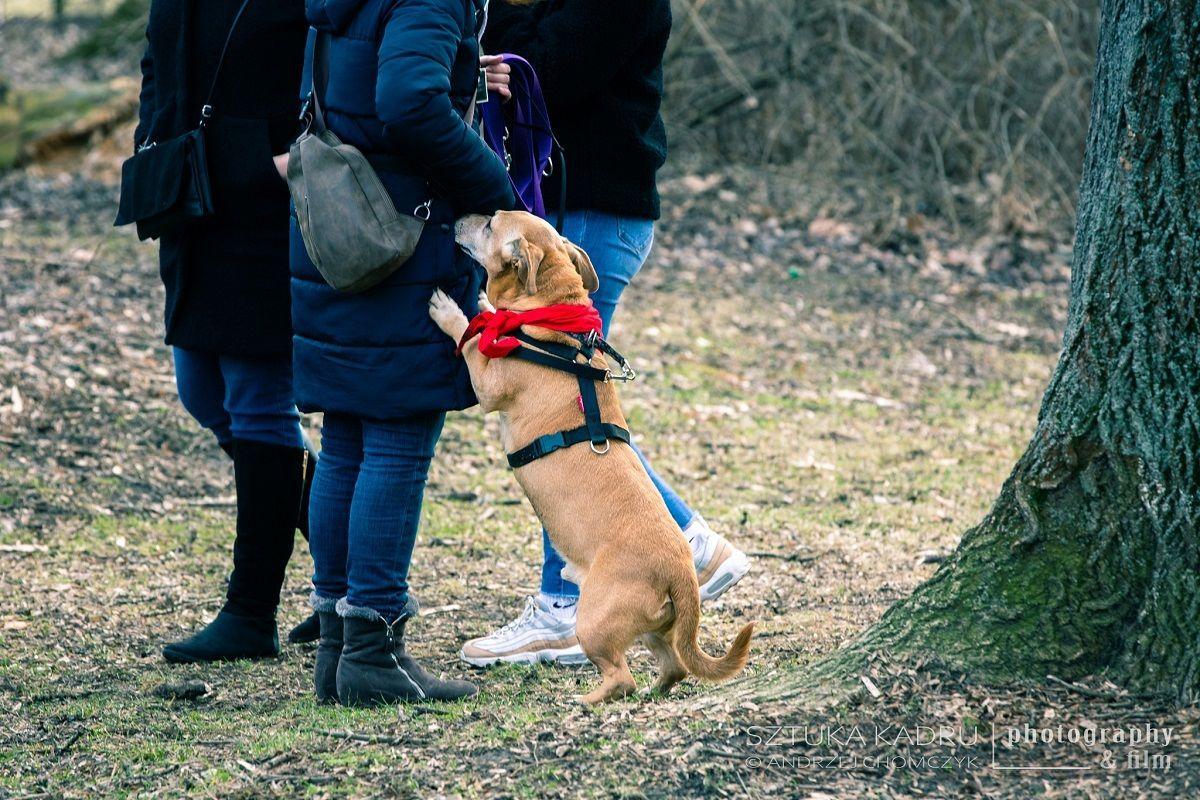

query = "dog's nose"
[[454, 214, 487, 240]]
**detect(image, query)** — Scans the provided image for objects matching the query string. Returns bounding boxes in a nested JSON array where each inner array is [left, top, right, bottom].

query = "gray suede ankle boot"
[[335, 597, 478, 707]]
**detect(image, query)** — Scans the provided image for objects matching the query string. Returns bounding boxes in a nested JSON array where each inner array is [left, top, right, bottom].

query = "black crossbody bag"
[[114, 0, 252, 241]]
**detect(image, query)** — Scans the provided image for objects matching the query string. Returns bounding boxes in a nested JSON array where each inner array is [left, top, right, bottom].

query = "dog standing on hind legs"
[[429, 210, 754, 704]]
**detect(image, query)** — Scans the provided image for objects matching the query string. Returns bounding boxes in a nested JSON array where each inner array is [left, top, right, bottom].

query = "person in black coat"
[[135, 0, 317, 662], [483, 0, 669, 220]]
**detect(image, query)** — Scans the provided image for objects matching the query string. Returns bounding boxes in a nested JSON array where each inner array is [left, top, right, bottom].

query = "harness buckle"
[[590, 440, 611, 455], [414, 200, 432, 221]]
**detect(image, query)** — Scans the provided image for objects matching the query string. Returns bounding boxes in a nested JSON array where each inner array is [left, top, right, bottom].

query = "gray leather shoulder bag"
[[286, 32, 427, 293]]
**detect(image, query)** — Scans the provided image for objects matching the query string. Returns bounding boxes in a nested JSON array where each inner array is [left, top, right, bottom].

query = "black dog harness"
[[504, 330, 637, 469]]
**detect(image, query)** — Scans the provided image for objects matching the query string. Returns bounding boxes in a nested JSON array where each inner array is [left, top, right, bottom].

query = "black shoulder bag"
[[114, 0, 253, 241]]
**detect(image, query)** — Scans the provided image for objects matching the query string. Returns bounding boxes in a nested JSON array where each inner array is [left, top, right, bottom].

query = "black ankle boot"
[[162, 610, 279, 663], [163, 440, 305, 663], [288, 612, 321, 644], [314, 609, 343, 704], [286, 443, 321, 645], [336, 599, 478, 707], [297, 439, 317, 542]]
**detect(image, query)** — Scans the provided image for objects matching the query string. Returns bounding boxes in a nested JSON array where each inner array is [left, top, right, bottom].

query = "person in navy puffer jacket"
[[290, 0, 516, 706]]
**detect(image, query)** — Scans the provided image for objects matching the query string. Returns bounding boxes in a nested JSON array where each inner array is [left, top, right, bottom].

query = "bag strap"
[[198, 0, 254, 128], [307, 30, 331, 135], [466, 0, 488, 127]]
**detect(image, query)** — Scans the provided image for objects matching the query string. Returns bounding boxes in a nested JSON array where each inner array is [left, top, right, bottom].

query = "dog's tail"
[[668, 572, 754, 682]]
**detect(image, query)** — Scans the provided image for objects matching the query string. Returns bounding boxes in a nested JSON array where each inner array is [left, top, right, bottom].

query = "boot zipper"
[[384, 617, 427, 700], [390, 653, 426, 700]]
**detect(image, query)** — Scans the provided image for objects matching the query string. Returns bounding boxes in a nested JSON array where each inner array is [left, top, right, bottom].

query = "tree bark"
[[758, 0, 1200, 705]]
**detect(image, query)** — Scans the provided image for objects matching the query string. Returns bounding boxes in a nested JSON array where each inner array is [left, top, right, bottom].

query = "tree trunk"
[[758, 0, 1200, 705]]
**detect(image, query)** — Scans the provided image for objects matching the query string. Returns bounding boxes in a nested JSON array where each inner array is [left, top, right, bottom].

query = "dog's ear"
[[563, 239, 599, 292], [507, 237, 545, 295]]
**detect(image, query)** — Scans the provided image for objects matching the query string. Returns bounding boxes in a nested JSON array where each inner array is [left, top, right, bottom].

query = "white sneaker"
[[460, 596, 589, 667], [687, 516, 751, 601]]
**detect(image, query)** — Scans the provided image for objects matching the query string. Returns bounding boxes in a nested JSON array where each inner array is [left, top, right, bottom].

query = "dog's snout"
[[454, 214, 489, 245]]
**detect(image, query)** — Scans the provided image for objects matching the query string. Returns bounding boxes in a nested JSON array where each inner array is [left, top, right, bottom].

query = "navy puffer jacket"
[[291, 0, 515, 420]]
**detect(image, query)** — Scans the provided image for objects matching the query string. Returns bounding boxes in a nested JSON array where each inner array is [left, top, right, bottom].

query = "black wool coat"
[[136, 0, 307, 357], [483, 0, 671, 220]]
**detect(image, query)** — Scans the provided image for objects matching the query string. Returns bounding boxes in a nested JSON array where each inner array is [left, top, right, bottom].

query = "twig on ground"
[[29, 688, 110, 704], [320, 730, 407, 746], [181, 496, 236, 507], [1044, 674, 1129, 701], [747, 550, 818, 563], [53, 728, 86, 756]]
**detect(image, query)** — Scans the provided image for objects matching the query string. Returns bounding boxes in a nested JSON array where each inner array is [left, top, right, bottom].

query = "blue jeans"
[[539, 210, 698, 599], [309, 412, 445, 619], [172, 347, 303, 450]]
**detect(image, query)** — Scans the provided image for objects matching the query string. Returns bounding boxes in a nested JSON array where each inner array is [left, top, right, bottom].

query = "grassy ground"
[[2, 11, 1193, 798], [0, 158, 1194, 795]]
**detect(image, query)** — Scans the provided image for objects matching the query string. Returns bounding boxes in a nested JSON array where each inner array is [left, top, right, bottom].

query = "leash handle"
[[514, 120, 566, 232]]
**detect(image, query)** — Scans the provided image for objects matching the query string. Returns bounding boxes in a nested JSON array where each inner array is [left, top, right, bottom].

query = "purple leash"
[[480, 54, 567, 232]]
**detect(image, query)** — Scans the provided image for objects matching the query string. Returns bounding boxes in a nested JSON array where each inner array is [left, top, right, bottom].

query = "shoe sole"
[[161, 647, 279, 664], [460, 645, 590, 668], [699, 548, 751, 602]]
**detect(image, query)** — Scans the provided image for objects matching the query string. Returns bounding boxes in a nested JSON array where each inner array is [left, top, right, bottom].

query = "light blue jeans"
[[539, 210, 697, 599]]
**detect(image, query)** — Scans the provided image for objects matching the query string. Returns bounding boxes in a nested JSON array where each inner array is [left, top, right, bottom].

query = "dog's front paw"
[[428, 289, 469, 339], [477, 291, 496, 314]]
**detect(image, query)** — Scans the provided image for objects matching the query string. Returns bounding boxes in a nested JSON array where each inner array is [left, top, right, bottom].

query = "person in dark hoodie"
[[135, 0, 323, 663], [461, 0, 751, 667], [288, 0, 516, 706]]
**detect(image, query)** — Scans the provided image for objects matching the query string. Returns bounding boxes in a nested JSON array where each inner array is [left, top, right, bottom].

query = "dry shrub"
[[665, 0, 1098, 234]]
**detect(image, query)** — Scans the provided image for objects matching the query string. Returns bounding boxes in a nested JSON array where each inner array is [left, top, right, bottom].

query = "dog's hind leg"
[[642, 632, 687, 697], [574, 590, 639, 705]]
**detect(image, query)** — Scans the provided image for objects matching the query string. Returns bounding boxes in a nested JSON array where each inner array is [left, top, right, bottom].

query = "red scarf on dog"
[[456, 303, 603, 358]]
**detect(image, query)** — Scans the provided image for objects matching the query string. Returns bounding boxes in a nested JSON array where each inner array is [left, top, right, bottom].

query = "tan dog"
[[428, 210, 753, 704]]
